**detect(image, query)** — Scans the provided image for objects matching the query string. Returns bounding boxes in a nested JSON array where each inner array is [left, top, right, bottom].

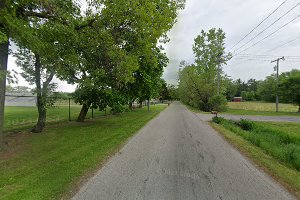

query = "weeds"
[[213, 118, 300, 171]]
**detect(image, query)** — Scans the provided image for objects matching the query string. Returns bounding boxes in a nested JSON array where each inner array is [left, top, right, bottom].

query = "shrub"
[[212, 116, 225, 124], [208, 95, 227, 112], [236, 119, 255, 131]]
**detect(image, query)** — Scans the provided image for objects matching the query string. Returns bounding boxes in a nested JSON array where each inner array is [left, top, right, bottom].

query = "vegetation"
[[213, 118, 300, 171], [0, 105, 167, 200], [0, 0, 185, 148], [226, 101, 300, 116], [225, 69, 300, 112], [178, 28, 231, 112]]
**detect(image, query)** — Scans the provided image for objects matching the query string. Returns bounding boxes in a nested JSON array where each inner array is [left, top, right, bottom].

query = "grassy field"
[[212, 119, 300, 198], [226, 102, 300, 116], [0, 105, 167, 200], [4, 106, 107, 132]]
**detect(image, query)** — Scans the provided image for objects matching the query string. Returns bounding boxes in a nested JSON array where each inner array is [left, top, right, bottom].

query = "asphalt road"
[[196, 113, 300, 123], [73, 102, 296, 200]]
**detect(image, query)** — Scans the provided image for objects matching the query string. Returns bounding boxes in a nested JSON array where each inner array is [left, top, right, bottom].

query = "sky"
[[7, 0, 300, 91], [163, 0, 300, 84]]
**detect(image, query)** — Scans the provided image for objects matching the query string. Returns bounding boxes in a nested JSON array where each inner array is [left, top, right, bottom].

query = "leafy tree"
[[178, 28, 231, 111], [0, 0, 78, 146], [58, 0, 183, 120], [257, 75, 277, 102], [167, 84, 179, 100], [279, 69, 300, 112]]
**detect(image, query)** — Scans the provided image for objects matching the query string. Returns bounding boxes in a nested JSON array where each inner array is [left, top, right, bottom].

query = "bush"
[[208, 95, 227, 112], [212, 116, 225, 124], [236, 119, 255, 131]]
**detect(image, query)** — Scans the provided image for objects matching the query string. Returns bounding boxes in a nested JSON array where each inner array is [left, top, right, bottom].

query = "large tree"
[[57, 0, 184, 121], [0, 0, 78, 147], [179, 28, 231, 111]]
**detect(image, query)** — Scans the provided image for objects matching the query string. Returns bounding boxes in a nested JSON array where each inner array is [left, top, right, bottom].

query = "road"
[[73, 102, 296, 200], [196, 113, 300, 123]]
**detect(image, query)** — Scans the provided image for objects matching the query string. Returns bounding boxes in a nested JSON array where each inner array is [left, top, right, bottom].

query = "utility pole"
[[271, 56, 285, 112]]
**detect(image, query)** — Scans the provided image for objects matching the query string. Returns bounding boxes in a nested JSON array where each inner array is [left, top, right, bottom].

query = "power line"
[[265, 34, 300, 52], [233, 1, 300, 53], [235, 14, 300, 55], [228, 0, 288, 51]]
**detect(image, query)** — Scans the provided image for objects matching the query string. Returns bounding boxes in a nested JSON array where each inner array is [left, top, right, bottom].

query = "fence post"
[[68, 98, 71, 121]]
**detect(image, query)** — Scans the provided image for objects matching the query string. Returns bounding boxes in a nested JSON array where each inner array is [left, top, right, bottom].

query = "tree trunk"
[[128, 101, 133, 111], [32, 97, 46, 133], [77, 103, 89, 122], [0, 40, 9, 149], [139, 102, 143, 108], [31, 54, 47, 133]]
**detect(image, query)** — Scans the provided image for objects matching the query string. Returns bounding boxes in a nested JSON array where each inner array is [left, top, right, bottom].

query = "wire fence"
[[4, 94, 170, 132]]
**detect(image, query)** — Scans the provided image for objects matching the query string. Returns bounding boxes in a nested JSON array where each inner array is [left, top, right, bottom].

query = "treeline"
[[226, 69, 300, 109], [0, 0, 185, 144]]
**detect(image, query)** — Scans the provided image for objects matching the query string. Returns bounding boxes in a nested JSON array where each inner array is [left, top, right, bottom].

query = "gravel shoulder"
[[73, 102, 296, 200]]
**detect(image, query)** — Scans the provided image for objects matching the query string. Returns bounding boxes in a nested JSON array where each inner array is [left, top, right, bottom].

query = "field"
[[226, 102, 300, 116], [4, 105, 107, 132], [0, 105, 167, 200], [212, 119, 300, 197]]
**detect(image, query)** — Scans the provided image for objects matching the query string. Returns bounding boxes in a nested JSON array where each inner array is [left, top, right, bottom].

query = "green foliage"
[[208, 95, 227, 112], [212, 116, 225, 124], [257, 75, 277, 102], [218, 119, 300, 171], [235, 119, 254, 131], [178, 28, 231, 111], [279, 69, 300, 111]]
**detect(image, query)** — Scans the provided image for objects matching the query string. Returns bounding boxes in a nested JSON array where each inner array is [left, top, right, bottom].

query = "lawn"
[[225, 102, 300, 116], [212, 119, 300, 198], [4, 105, 107, 132], [0, 105, 167, 200]]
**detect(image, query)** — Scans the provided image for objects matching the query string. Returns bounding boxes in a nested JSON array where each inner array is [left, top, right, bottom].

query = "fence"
[[3, 94, 170, 131]]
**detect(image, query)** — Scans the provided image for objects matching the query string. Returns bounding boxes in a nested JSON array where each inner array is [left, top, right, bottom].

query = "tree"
[[15, 48, 57, 132], [0, 0, 78, 147], [279, 69, 300, 112], [178, 28, 231, 111], [57, 0, 183, 120], [257, 75, 277, 102]]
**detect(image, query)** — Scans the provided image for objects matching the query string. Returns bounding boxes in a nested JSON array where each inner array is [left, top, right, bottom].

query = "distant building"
[[233, 97, 243, 102], [5, 93, 37, 107]]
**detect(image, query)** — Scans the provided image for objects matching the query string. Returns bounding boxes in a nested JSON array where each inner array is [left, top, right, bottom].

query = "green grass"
[[225, 102, 300, 117], [0, 105, 167, 200], [211, 123, 300, 198], [212, 118, 300, 197], [255, 122, 300, 138], [4, 106, 108, 132]]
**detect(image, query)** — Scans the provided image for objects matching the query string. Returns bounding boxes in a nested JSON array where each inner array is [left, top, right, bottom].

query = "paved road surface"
[[196, 113, 300, 123], [73, 102, 296, 200]]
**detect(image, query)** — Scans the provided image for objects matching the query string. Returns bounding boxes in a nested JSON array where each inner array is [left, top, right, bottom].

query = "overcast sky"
[[163, 0, 300, 84], [7, 0, 300, 91]]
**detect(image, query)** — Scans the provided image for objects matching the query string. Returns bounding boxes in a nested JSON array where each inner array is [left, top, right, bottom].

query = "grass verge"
[[0, 105, 167, 200], [211, 120, 300, 198]]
